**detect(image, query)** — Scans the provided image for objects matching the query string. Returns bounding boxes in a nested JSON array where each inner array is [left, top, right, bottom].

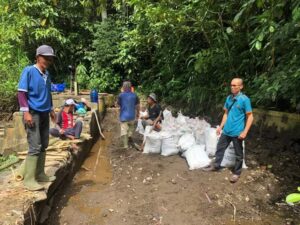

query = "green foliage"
[[111, 0, 300, 113], [86, 18, 124, 92], [0, 0, 299, 115]]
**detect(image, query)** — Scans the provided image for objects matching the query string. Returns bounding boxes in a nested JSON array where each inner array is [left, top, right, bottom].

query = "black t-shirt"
[[148, 104, 163, 121]]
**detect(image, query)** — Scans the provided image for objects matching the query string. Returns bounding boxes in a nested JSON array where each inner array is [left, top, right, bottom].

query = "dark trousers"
[[214, 134, 244, 175], [50, 121, 83, 139], [25, 111, 49, 156]]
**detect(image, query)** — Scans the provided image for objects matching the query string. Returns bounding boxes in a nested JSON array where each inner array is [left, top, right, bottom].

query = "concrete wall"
[[253, 108, 300, 139], [0, 93, 107, 156]]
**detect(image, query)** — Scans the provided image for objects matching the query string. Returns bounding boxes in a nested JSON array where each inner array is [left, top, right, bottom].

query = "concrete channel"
[[0, 93, 115, 225]]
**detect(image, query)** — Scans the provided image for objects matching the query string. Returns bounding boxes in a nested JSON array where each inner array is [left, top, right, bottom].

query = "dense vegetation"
[[0, 0, 299, 115]]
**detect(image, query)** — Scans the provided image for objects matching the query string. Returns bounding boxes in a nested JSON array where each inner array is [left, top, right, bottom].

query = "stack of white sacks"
[[137, 109, 246, 170]]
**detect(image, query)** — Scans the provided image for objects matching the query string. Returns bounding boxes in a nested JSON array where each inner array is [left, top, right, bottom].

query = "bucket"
[[90, 89, 99, 103]]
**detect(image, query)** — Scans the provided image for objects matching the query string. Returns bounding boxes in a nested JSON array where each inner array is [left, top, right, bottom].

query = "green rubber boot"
[[36, 152, 56, 182], [122, 134, 129, 149], [23, 155, 44, 191]]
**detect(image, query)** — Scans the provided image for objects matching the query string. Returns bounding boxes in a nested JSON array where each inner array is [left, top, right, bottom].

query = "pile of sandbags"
[[142, 109, 247, 170]]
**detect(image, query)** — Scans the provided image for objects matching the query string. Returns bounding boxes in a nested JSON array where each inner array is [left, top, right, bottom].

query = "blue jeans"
[[24, 110, 49, 156], [50, 121, 83, 139], [214, 134, 244, 175]]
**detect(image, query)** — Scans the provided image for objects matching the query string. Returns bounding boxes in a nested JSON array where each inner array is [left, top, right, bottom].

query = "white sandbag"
[[143, 135, 162, 154], [172, 134, 181, 145], [195, 129, 206, 145], [182, 145, 211, 170], [178, 133, 196, 152], [161, 109, 176, 130], [163, 109, 173, 122], [176, 112, 187, 125], [161, 136, 179, 156], [220, 142, 247, 168], [143, 127, 162, 154], [136, 119, 145, 135], [204, 127, 219, 156]]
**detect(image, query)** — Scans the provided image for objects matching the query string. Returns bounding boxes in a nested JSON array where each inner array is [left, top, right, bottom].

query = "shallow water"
[[50, 132, 112, 225]]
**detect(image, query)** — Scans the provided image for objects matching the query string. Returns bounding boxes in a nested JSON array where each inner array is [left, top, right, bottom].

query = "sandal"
[[230, 174, 240, 183]]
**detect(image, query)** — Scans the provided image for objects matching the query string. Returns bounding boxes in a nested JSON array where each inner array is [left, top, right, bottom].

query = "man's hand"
[[216, 126, 222, 136], [50, 110, 56, 124], [59, 128, 65, 134], [238, 131, 247, 140], [24, 111, 34, 128]]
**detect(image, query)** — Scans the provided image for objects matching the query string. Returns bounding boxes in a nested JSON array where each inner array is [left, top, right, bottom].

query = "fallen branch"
[[205, 192, 212, 203], [176, 173, 187, 181], [18, 155, 67, 162], [225, 199, 236, 222], [81, 165, 90, 171]]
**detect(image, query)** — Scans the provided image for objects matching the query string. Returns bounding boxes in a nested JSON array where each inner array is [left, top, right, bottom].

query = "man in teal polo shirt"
[[17, 45, 56, 191], [204, 78, 254, 183]]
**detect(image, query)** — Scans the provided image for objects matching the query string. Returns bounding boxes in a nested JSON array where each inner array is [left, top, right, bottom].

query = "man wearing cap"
[[50, 99, 83, 140], [117, 81, 140, 149], [141, 93, 163, 129], [17, 45, 56, 191]]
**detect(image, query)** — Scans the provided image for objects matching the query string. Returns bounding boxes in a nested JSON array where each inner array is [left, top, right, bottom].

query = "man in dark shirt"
[[141, 93, 163, 130]]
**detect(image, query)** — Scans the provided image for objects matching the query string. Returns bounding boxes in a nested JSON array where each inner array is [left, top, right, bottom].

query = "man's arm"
[[18, 91, 34, 127], [238, 112, 254, 139], [217, 109, 228, 135], [135, 95, 140, 119], [136, 104, 140, 119], [49, 95, 56, 123]]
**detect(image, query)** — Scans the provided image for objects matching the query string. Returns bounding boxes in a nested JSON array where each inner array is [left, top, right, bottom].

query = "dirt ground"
[[46, 108, 300, 225]]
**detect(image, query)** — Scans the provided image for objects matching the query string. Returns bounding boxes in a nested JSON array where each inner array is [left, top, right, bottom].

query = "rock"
[[249, 160, 258, 166], [245, 196, 250, 202], [102, 209, 110, 217], [171, 178, 177, 184]]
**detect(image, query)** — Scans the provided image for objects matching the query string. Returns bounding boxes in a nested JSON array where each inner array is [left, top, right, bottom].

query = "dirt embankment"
[[47, 108, 300, 225]]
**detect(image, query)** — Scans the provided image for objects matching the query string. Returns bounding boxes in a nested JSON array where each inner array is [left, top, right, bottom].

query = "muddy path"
[[47, 108, 300, 225]]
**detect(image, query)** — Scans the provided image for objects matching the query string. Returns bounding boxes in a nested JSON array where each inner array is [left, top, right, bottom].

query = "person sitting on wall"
[[141, 93, 163, 131], [50, 99, 83, 141], [75, 97, 91, 112]]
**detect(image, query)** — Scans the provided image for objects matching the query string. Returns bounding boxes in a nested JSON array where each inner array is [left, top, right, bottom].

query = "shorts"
[[120, 120, 135, 137]]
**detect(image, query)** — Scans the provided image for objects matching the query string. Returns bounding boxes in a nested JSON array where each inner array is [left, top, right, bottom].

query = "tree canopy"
[[0, 0, 299, 114]]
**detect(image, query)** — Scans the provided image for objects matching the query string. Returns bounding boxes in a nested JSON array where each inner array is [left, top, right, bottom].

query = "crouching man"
[[50, 99, 83, 140], [141, 93, 163, 131]]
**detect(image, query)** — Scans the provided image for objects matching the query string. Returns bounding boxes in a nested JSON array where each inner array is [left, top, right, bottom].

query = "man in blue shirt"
[[17, 45, 56, 191], [204, 78, 254, 183], [118, 81, 140, 149]]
